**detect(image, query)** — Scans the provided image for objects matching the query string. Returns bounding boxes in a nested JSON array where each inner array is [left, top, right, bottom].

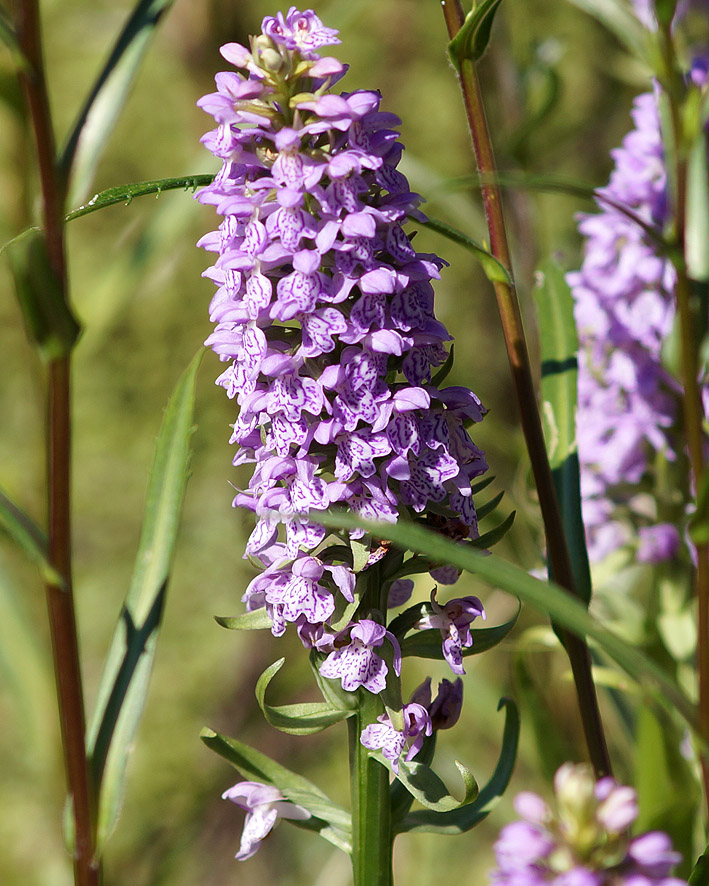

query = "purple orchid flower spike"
[[490, 764, 687, 886], [360, 702, 432, 773], [416, 590, 485, 674], [319, 618, 401, 693], [198, 4, 490, 634], [222, 781, 310, 860]]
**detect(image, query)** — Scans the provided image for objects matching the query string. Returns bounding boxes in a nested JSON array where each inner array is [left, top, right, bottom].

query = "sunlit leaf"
[[255, 658, 354, 735], [421, 217, 512, 284], [315, 510, 696, 729], [395, 698, 519, 833], [686, 127, 709, 282], [215, 608, 273, 631], [65, 175, 215, 222], [61, 0, 177, 204], [534, 258, 592, 605], [87, 351, 201, 855]]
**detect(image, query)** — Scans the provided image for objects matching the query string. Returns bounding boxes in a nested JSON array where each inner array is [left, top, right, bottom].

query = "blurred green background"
[[0, 1, 656, 883]]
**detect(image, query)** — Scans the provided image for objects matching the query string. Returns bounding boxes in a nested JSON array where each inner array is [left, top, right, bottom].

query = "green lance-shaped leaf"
[[315, 510, 697, 729], [448, 0, 503, 68], [685, 126, 709, 283], [369, 751, 478, 813], [401, 609, 518, 659], [255, 658, 354, 735], [201, 728, 352, 853], [421, 217, 512, 285], [7, 229, 81, 360], [0, 8, 28, 71], [86, 351, 201, 855], [395, 697, 519, 834], [0, 487, 63, 586], [65, 175, 215, 223], [469, 508, 515, 549], [60, 0, 176, 205], [534, 258, 592, 605], [689, 850, 709, 886], [215, 608, 274, 631]]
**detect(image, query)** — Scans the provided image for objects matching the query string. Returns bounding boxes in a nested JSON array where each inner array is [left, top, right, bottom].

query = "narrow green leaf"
[[401, 611, 518, 659], [689, 850, 709, 886], [0, 487, 63, 585], [87, 351, 201, 855], [469, 509, 515, 549], [7, 229, 81, 360], [534, 258, 592, 605], [255, 659, 354, 735], [215, 608, 273, 631], [476, 490, 504, 521], [421, 217, 512, 285], [61, 0, 177, 204], [565, 0, 650, 64], [315, 511, 696, 729], [201, 728, 352, 852], [370, 751, 478, 813], [65, 175, 215, 222], [0, 8, 27, 70], [686, 128, 709, 282], [535, 259, 578, 471], [395, 698, 519, 833], [448, 0, 503, 68]]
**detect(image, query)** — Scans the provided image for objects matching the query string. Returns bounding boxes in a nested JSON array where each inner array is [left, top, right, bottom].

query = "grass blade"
[[86, 350, 201, 855], [60, 0, 176, 204]]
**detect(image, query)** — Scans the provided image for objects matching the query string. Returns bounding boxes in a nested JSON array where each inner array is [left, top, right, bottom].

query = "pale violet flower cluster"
[[198, 6, 487, 784], [490, 763, 686, 886], [568, 88, 683, 564]]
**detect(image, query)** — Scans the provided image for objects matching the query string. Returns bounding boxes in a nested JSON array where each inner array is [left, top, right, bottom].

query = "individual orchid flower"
[[360, 702, 432, 773], [222, 781, 310, 860], [319, 618, 401, 693], [416, 590, 485, 674]]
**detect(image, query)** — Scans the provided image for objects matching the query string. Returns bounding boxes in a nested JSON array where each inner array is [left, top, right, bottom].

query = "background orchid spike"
[[490, 763, 687, 886], [569, 61, 709, 565], [196, 3, 490, 654]]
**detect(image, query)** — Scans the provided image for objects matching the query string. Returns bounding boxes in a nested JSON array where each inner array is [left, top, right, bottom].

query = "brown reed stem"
[[440, 0, 611, 777], [16, 2, 98, 881]]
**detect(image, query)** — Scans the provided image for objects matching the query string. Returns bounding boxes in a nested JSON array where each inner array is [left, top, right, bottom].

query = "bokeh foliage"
[[0, 0, 661, 883]]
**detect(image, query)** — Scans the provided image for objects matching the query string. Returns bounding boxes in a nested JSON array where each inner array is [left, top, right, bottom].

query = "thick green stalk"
[[16, 3, 98, 882], [440, 0, 611, 777], [348, 694, 393, 886]]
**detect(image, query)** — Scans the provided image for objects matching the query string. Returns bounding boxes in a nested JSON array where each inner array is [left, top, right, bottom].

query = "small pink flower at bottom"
[[222, 781, 310, 860]]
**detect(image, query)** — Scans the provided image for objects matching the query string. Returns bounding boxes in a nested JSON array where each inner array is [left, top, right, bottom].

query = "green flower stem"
[[657, 21, 709, 819], [16, 3, 98, 883], [348, 693, 393, 886], [440, 0, 611, 778]]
